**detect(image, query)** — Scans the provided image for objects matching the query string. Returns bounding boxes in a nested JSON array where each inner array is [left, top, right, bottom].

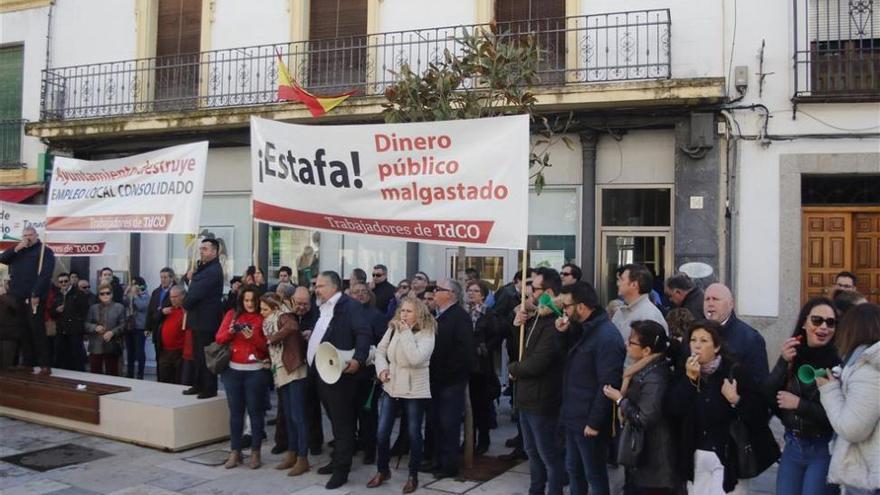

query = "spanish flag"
[[276, 50, 355, 117]]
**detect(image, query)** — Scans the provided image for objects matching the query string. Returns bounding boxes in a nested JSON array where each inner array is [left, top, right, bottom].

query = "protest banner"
[[45, 142, 208, 234], [250, 115, 529, 249], [0, 201, 124, 256]]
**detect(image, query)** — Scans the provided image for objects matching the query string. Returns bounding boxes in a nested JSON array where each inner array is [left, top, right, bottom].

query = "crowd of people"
[[1, 227, 878, 495]]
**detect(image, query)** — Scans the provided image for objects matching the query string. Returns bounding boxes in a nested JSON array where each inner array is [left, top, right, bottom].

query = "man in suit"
[[428, 278, 474, 479], [309, 271, 371, 489], [51, 272, 90, 371], [182, 239, 224, 399], [146, 267, 176, 380]]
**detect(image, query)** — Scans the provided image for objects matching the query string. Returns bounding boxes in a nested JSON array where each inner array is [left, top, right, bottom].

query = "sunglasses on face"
[[435, 287, 452, 293], [58, 280, 69, 284], [561, 272, 572, 277], [372, 273, 384, 277], [809, 315, 836, 328], [99, 291, 112, 296]]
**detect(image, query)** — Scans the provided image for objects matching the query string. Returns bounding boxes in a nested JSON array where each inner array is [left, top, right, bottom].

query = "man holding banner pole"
[[182, 238, 225, 399], [0, 226, 56, 375]]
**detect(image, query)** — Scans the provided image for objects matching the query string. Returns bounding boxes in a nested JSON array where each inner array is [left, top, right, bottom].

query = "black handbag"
[[616, 420, 645, 467], [205, 341, 231, 375], [729, 416, 779, 478]]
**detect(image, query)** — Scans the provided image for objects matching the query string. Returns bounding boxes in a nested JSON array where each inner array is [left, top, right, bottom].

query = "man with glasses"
[[182, 238, 225, 399], [77, 279, 95, 304], [555, 282, 625, 495], [411, 271, 430, 299], [370, 264, 395, 314], [51, 272, 90, 371], [703, 283, 768, 384], [0, 226, 56, 375], [507, 267, 566, 495], [426, 278, 474, 479], [560, 263, 582, 287], [834, 271, 858, 294]]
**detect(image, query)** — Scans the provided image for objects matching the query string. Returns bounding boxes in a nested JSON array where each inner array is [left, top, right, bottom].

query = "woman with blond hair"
[[367, 296, 436, 494]]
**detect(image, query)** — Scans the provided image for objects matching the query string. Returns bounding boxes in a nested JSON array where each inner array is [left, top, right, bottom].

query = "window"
[[0, 45, 23, 167], [269, 226, 322, 287], [495, 0, 566, 84], [308, 0, 367, 93], [155, 0, 202, 108], [798, 0, 880, 97]]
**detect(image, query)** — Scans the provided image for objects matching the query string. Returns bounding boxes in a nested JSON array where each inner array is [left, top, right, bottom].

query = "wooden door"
[[853, 213, 880, 303], [801, 211, 852, 303]]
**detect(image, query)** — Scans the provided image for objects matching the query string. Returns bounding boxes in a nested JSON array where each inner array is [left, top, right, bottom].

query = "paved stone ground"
[[0, 377, 781, 495]]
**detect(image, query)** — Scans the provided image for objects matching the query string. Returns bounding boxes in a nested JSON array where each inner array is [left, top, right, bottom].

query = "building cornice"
[[0, 0, 52, 13]]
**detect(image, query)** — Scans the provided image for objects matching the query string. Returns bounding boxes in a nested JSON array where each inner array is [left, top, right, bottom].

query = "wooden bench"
[[0, 370, 130, 424]]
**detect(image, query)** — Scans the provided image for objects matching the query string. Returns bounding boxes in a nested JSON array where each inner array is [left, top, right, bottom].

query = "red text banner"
[[46, 142, 208, 234], [0, 201, 124, 256], [250, 116, 528, 249]]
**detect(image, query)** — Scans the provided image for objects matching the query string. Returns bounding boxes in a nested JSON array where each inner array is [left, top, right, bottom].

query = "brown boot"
[[248, 449, 262, 469], [288, 455, 310, 477], [224, 450, 241, 469], [275, 451, 297, 470]]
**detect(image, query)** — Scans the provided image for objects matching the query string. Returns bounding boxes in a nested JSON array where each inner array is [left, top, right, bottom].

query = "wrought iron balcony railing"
[[794, 0, 880, 100], [40, 9, 671, 121], [0, 119, 26, 168]]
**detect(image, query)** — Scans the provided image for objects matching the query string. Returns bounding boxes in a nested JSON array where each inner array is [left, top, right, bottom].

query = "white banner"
[[250, 115, 529, 249], [0, 201, 125, 256], [45, 142, 208, 234]]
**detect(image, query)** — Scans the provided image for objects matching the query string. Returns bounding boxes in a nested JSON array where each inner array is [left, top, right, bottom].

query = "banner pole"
[[518, 249, 528, 361], [33, 232, 47, 314]]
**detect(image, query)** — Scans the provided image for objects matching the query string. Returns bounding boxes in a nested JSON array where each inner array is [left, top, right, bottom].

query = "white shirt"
[[307, 292, 342, 365]]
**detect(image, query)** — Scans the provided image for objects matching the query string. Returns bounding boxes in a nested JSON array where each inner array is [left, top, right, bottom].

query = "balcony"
[[29, 9, 724, 142], [794, 0, 880, 102]]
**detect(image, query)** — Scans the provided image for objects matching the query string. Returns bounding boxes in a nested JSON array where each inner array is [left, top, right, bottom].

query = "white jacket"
[[819, 341, 880, 490], [374, 325, 435, 400]]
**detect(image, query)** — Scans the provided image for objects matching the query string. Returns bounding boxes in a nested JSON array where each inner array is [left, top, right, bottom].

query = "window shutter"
[[496, 0, 565, 22], [0, 45, 24, 119], [309, 0, 367, 40], [157, 0, 202, 57]]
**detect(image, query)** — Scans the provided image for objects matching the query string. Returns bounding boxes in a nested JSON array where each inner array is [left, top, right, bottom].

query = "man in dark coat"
[[508, 267, 566, 495], [309, 271, 371, 490], [0, 285, 19, 369], [0, 226, 56, 374], [557, 281, 625, 495], [428, 278, 475, 479], [703, 283, 769, 384], [664, 272, 705, 319], [369, 264, 395, 314], [51, 272, 90, 371], [146, 267, 176, 380], [182, 238, 224, 399], [350, 281, 388, 464]]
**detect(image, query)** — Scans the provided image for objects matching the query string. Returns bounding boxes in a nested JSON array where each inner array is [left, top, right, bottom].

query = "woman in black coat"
[[465, 280, 500, 455], [763, 297, 840, 495], [666, 319, 773, 494], [603, 320, 678, 494]]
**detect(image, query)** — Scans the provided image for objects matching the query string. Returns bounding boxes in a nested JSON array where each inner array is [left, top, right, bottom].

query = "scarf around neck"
[[700, 354, 722, 376]]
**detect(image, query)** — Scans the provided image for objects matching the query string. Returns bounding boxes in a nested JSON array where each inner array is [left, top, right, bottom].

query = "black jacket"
[[430, 303, 475, 388], [763, 356, 838, 438], [620, 359, 678, 489], [508, 311, 564, 416], [471, 307, 501, 376], [681, 287, 705, 320], [559, 310, 625, 432], [0, 241, 56, 299], [320, 293, 372, 366], [182, 257, 224, 335], [721, 313, 769, 385], [52, 287, 90, 336], [666, 359, 775, 492], [372, 280, 395, 314], [362, 303, 389, 345], [146, 284, 175, 347]]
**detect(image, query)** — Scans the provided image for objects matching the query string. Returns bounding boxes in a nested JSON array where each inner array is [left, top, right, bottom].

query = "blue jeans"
[[377, 393, 428, 477], [279, 378, 309, 456], [565, 427, 610, 495], [222, 368, 270, 451], [430, 381, 467, 474], [777, 431, 837, 495], [520, 411, 564, 495]]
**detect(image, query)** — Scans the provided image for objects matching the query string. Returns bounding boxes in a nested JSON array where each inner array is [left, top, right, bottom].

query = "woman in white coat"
[[366, 296, 436, 494], [817, 302, 880, 495]]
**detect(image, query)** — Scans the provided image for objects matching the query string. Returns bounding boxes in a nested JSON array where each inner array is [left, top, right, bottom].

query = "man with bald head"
[[157, 286, 188, 384], [703, 283, 768, 383]]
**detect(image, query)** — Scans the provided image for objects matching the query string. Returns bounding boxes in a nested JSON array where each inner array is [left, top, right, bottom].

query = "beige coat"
[[374, 325, 435, 399]]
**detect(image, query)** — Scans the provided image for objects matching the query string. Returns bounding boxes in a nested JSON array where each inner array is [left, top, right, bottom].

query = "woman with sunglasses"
[[216, 286, 269, 469], [763, 297, 841, 495], [817, 303, 880, 495], [84, 283, 127, 375]]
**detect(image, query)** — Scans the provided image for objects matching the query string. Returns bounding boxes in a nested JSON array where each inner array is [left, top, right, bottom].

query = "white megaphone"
[[315, 342, 377, 384]]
